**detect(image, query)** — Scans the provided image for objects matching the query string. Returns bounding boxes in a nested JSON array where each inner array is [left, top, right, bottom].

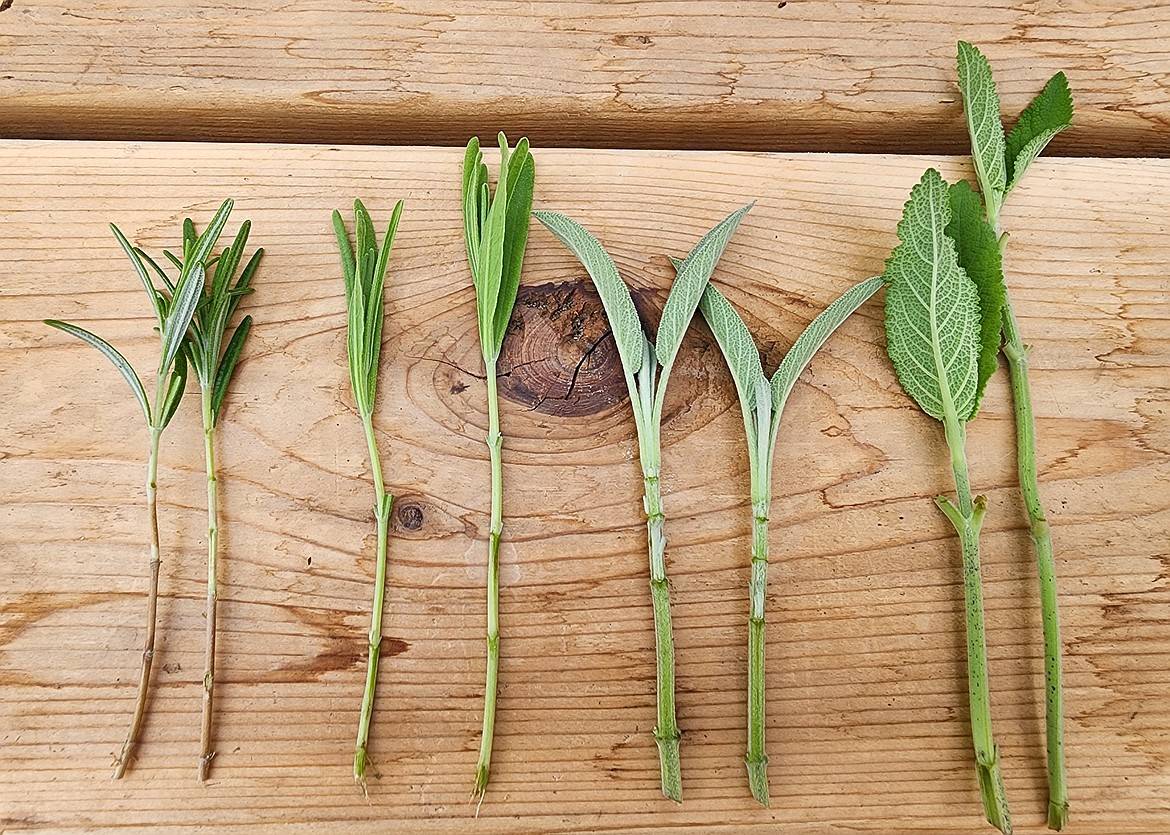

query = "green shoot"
[[45, 203, 219, 778], [689, 269, 883, 806], [462, 132, 535, 805], [171, 201, 262, 781], [957, 40, 1072, 830], [883, 168, 1012, 834], [534, 204, 753, 802], [333, 198, 404, 795]]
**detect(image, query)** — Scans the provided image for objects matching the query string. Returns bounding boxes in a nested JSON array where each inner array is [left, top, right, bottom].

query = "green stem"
[[474, 359, 504, 801], [940, 414, 1013, 835], [641, 429, 682, 803], [746, 493, 770, 807], [113, 424, 163, 779], [354, 411, 392, 794], [998, 231, 1068, 831], [198, 388, 219, 782]]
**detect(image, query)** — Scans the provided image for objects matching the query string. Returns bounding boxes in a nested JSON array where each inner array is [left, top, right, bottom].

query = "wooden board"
[[1, 2, 1169, 155], [1, 142, 1168, 834]]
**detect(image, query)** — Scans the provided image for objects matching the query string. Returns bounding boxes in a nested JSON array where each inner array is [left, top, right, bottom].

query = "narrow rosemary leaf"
[[159, 349, 188, 429], [883, 169, 981, 423], [185, 200, 234, 281], [957, 41, 1007, 205], [212, 220, 251, 301], [946, 180, 1006, 412], [110, 224, 165, 325], [44, 319, 152, 424], [533, 210, 644, 376], [771, 275, 884, 416], [160, 262, 206, 377], [211, 316, 252, 425], [697, 282, 766, 413], [655, 203, 753, 377], [491, 146, 535, 359], [225, 249, 263, 327], [183, 218, 197, 259], [135, 249, 177, 307], [163, 249, 185, 273], [1005, 71, 1073, 193]]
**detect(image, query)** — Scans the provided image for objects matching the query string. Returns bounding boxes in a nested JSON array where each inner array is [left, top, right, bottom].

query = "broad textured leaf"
[[946, 181, 1006, 412], [957, 41, 1007, 205], [655, 202, 753, 375], [111, 224, 165, 325], [160, 262, 205, 376], [45, 319, 151, 424], [883, 169, 982, 422], [534, 210, 644, 375], [1006, 72, 1073, 192], [697, 282, 765, 413], [772, 275, 885, 413], [212, 316, 252, 425], [491, 147, 534, 359]]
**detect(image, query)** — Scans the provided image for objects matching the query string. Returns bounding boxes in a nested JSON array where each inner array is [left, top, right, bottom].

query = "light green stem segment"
[[642, 455, 682, 803], [474, 359, 504, 801], [354, 411, 393, 794], [995, 227, 1067, 831], [939, 414, 1013, 835], [746, 495, 770, 807], [198, 388, 219, 782], [113, 423, 163, 779]]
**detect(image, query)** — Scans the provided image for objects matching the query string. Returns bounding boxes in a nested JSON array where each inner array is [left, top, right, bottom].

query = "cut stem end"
[[655, 732, 682, 803], [745, 755, 771, 807]]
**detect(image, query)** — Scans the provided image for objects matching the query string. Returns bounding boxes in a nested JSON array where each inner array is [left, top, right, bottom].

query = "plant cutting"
[[956, 41, 1073, 829], [157, 205, 262, 781], [333, 197, 404, 794], [534, 203, 753, 802], [461, 132, 535, 803], [45, 203, 225, 778], [690, 269, 884, 806], [883, 168, 1012, 833]]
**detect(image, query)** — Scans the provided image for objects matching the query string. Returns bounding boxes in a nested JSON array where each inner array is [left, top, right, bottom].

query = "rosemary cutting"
[[534, 204, 752, 802], [333, 198, 405, 794], [45, 202, 227, 778]]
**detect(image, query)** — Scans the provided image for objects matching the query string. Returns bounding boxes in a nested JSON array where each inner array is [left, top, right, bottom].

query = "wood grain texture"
[[1, 2, 1168, 155], [1, 141, 1168, 833]]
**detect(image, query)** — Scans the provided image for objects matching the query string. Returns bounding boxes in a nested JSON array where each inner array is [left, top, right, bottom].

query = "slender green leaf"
[[211, 316, 252, 425], [185, 199, 234, 281], [533, 210, 645, 376], [332, 209, 357, 293], [160, 262, 206, 376], [957, 41, 1007, 208], [462, 137, 484, 272], [883, 169, 982, 423], [946, 180, 1006, 412], [473, 140, 510, 349], [365, 201, 404, 402], [491, 149, 535, 358], [111, 224, 165, 325], [697, 282, 766, 414], [159, 349, 188, 429], [772, 275, 885, 414], [213, 220, 250, 301], [225, 248, 263, 325], [1006, 72, 1073, 192], [163, 249, 184, 272], [44, 319, 151, 424], [655, 203, 753, 376]]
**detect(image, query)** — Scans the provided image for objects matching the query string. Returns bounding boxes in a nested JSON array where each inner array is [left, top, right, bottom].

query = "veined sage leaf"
[[883, 168, 981, 423], [697, 282, 766, 414], [1005, 71, 1073, 193], [957, 41, 1007, 210]]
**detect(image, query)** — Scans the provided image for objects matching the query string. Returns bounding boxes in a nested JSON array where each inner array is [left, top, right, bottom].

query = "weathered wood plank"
[[1, 142, 1168, 833], [1, 2, 1168, 154]]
